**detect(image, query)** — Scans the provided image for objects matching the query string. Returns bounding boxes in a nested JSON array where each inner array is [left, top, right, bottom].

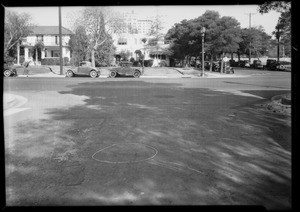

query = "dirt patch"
[[260, 93, 291, 116]]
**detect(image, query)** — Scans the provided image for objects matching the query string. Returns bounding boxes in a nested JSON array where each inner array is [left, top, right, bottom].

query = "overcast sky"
[[6, 5, 281, 35]]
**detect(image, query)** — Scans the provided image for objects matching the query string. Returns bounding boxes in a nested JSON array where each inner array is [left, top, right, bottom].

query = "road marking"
[[92, 143, 158, 164]]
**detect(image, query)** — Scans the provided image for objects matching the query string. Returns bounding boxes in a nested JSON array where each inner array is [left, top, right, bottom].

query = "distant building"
[[122, 10, 152, 35], [20, 26, 72, 64]]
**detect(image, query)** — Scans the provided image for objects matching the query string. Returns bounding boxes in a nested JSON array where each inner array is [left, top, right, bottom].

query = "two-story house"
[[20, 26, 73, 64], [113, 33, 171, 66]]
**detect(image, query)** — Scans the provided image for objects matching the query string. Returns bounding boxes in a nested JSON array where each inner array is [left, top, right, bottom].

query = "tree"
[[166, 10, 242, 71], [146, 15, 168, 63], [69, 25, 89, 66], [32, 41, 44, 63], [119, 50, 131, 61], [258, 1, 291, 59], [165, 19, 196, 66], [4, 10, 33, 62], [94, 35, 116, 66], [72, 7, 127, 67], [238, 26, 271, 61]]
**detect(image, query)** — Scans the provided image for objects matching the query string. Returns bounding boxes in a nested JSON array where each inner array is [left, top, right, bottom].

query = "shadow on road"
[[5, 81, 291, 208]]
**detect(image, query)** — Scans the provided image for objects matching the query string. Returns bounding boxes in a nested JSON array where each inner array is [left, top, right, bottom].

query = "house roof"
[[29, 26, 73, 35]]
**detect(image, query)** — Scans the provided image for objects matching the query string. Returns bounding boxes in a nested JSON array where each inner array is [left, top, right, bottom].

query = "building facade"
[[122, 10, 153, 35], [20, 26, 72, 65]]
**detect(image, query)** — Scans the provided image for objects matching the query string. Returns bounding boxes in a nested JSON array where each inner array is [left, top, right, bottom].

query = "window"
[[51, 50, 60, 57], [55, 36, 59, 45], [36, 35, 43, 42], [118, 38, 127, 45]]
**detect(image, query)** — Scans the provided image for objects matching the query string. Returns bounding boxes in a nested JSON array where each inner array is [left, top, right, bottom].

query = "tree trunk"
[[210, 55, 213, 72], [91, 49, 95, 67], [35, 48, 38, 65], [220, 52, 224, 73], [277, 37, 280, 62], [17, 42, 20, 65], [237, 51, 240, 62]]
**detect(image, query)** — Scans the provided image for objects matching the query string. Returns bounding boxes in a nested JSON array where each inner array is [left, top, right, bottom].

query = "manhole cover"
[[92, 143, 158, 163]]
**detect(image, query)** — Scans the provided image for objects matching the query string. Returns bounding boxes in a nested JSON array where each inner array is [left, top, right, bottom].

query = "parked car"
[[109, 61, 144, 78], [229, 59, 238, 67], [251, 60, 264, 69], [263, 59, 277, 70], [244, 60, 250, 68], [237, 60, 247, 67], [3, 62, 18, 77], [276, 61, 291, 71], [66, 61, 100, 78]]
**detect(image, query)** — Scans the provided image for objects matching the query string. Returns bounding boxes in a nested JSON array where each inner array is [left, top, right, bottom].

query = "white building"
[[20, 26, 72, 64], [122, 10, 152, 35], [113, 32, 171, 66]]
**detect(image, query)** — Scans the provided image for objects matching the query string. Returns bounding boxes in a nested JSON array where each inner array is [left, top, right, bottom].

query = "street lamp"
[[201, 27, 206, 77]]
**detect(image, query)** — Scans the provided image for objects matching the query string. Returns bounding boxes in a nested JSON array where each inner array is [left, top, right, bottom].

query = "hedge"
[[41, 57, 69, 65], [144, 59, 153, 67]]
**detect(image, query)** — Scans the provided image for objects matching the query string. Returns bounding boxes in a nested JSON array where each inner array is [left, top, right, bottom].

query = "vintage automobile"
[[109, 61, 144, 78], [244, 60, 250, 68], [205, 61, 220, 72], [263, 59, 277, 70], [276, 61, 291, 71], [251, 60, 264, 69], [3, 62, 18, 77], [66, 61, 100, 78]]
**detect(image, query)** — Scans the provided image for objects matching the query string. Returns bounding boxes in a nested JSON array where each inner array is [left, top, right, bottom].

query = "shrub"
[[144, 59, 153, 67], [96, 61, 108, 67], [132, 61, 141, 67]]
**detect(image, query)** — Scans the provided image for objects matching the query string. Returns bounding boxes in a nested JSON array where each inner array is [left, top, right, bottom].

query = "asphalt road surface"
[[3, 71, 291, 209]]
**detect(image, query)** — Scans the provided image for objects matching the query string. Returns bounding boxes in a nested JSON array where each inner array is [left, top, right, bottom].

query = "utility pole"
[[245, 13, 256, 63], [59, 6, 63, 75]]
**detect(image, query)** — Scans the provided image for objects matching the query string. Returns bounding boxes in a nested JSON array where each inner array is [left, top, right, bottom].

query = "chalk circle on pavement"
[[92, 143, 158, 164]]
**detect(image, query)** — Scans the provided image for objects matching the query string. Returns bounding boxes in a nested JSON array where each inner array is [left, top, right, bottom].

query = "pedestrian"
[[23, 61, 30, 77]]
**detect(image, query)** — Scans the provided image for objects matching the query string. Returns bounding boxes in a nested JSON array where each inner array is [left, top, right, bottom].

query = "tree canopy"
[[165, 10, 242, 64], [4, 10, 33, 62], [69, 25, 90, 66], [71, 7, 127, 67], [258, 1, 291, 57]]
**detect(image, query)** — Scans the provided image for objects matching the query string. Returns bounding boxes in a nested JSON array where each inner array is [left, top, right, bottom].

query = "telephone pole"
[[245, 13, 256, 63], [59, 7, 63, 75]]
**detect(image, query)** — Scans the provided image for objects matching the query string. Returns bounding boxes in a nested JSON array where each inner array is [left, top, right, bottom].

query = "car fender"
[[66, 69, 75, 76]]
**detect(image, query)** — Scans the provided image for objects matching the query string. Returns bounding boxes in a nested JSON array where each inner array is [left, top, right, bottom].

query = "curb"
[[3, 94, 16, 110]]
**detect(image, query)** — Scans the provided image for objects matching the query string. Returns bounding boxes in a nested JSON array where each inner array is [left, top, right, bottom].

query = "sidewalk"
[[173, 68, 250, 78], [13, 66, 253, 78]]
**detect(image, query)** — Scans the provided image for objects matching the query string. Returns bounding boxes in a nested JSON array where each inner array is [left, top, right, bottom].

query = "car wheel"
[[90, 70, 98, 78], [66, 70, 74, 77], [4, 70, 11, 77], [133, 70, 141, 78], [110, 71, 117, 78]]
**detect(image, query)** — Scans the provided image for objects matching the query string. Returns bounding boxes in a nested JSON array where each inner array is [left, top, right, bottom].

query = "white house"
[[112, 33, 171, 66], [20, 26, 73, 64]]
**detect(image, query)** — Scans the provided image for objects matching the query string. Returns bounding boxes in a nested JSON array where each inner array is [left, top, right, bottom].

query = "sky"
[[6, 5, 281, 35]]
